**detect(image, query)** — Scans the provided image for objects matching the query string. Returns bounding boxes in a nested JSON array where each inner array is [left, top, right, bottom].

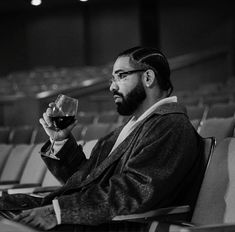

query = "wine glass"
[[50, 94, 78, 131], [48, 94, 78, 156]]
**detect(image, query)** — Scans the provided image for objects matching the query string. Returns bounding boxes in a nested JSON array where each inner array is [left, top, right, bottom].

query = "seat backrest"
[[97, 112, 119, 124], [9, 126, 34, 144], [0, 144, 13, 176], [190, 119, 200, 130], [198, 117, 235, 144], [19, 143, 47, 184], [201, 137, 216, 168], [0, 144, 34, 182], [77, 112, 96, 125], [41, 169, 61, 187], [83, 139, 98, 159], [207, 103, 235, 119], [0, 127, 11, 144], [72, 124, 85, 141], [82, 123, 111, 141], [32, 126, 49, 144], [192, 137, 235, 225], [187, 106, 206, 121]]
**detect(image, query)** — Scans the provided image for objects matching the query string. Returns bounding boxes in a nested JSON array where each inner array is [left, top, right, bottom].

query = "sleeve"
[[40, 134, 88, 184], [55, 114, 202, 225]]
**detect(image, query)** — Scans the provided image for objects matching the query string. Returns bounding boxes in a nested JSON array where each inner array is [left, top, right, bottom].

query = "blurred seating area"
[[0, 65, 112, 97], [0, 80, 235, 146]]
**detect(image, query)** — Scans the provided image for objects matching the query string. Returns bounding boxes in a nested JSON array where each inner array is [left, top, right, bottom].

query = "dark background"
[[0, 0, 234, 76]]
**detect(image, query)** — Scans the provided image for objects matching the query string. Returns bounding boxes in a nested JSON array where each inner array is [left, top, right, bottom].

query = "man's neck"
[[132, 95, 167, 119]]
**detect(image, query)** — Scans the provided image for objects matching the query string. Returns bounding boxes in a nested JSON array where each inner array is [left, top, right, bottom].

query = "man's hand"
[[14, 205, 57, 230], [39, 102, 77, 141]]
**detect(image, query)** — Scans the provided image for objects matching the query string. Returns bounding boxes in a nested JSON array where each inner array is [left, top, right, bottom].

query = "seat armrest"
[[6, 184, 41, 195], [188, 223, 235, 231], [112, 205, 190, 222], [33, 186, 60, 193]]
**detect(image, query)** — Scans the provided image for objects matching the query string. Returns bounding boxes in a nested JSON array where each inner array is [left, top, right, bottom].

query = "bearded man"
[[1, 46, 204, 232]]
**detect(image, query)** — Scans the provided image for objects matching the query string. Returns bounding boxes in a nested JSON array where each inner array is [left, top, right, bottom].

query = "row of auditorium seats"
[[0, 123, 116, 145], [0, 65, 112, 96], [0, 61, 234, 98], [0, 102, 235, 144], [0, 139, 101, 195], [0, 117, 234, 146], [187, 103, 235, 143], [0, 143, 61, 195]]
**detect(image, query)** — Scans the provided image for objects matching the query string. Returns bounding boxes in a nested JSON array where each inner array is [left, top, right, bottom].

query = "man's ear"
[[143, 69, 155, 87]]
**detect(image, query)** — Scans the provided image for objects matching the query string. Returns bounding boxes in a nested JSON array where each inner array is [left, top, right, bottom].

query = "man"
[[2, 46, 204, 231]]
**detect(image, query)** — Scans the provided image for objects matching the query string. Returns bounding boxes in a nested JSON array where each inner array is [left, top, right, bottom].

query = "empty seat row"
[[0, 143, 59, 190], [0, 121, 124, 144], [0, 139, 100, 194], [187, 103, 235, 120]]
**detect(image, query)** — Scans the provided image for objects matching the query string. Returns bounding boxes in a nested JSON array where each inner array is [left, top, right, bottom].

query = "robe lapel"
[[78, 119, 146, 188]]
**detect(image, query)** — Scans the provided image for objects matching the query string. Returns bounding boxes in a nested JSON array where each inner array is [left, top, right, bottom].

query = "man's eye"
[[118, 73, 126, 79]]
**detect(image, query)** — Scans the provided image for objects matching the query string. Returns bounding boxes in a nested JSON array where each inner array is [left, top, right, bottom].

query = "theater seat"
[[31, 126, 49, 144], [187, 106, 206, 121], [41, 169, 61, 187], [206, 103, 235, 119], [82, 123, 111, 141], [77, 112, 96, 125], [9, 126, 34, 144], [0, 144, 34, 184], [161, 137, 235, 231], [0, 144, 13, 176], [97, 112, 119, 124], [0, 127, 11, 144], [72, 124, 85, 141], [190, 119, 200, 130], [0, 144, 47, 192], [83, 139, 98, 159], [198, 117, 235, 144]]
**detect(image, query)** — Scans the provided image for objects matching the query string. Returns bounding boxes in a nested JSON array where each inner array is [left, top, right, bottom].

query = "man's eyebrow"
[[114, 69, 124, 74]]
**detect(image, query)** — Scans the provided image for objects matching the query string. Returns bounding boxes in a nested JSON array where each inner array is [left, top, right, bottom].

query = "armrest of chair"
[[6, 185, 60, 195], [6, 184, 41, 195], [0, 180, 19, 188], [33, 185, 60, 193], [187, 223, 235, 231], [112, 205, 190, 223]]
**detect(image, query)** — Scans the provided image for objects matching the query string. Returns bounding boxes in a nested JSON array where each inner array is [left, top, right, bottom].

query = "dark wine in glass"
[[51, 115, 76, 130], [50, 94, 78, 131]]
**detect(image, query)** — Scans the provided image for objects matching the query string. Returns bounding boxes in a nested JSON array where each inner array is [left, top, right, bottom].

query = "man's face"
[[110, 56, 146, 116]]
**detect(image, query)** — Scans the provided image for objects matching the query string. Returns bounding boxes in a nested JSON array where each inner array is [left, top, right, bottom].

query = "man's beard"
[[113, 81, 146, 116]]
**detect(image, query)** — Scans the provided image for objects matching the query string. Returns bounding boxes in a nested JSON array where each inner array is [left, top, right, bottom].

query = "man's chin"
[[116, 104, 132, 116]]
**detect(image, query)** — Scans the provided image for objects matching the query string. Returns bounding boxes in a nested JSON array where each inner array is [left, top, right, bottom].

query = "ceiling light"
[[80, 0, 88, 2], [31, 0, 42, 6]]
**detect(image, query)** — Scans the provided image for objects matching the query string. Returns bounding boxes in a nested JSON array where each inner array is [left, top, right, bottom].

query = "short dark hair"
[[117, 46, 173, 96]]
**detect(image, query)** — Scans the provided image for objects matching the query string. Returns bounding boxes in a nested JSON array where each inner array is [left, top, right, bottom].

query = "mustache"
[[112, 91, 123, 98]]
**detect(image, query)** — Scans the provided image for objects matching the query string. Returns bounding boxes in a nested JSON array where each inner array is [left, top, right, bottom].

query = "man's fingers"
[[48, 102, 56, 108], [46, 107, 53, 116], [14, 210, 31, 221], [43, 113, 52, 127], [39, 118, 48, 128]]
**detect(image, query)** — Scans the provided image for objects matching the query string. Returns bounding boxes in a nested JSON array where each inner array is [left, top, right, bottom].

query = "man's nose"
[[109, 80, 119, 92]]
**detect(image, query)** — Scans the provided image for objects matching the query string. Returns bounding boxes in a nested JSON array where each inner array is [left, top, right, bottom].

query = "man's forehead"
[[112, 56, 132, 74]]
